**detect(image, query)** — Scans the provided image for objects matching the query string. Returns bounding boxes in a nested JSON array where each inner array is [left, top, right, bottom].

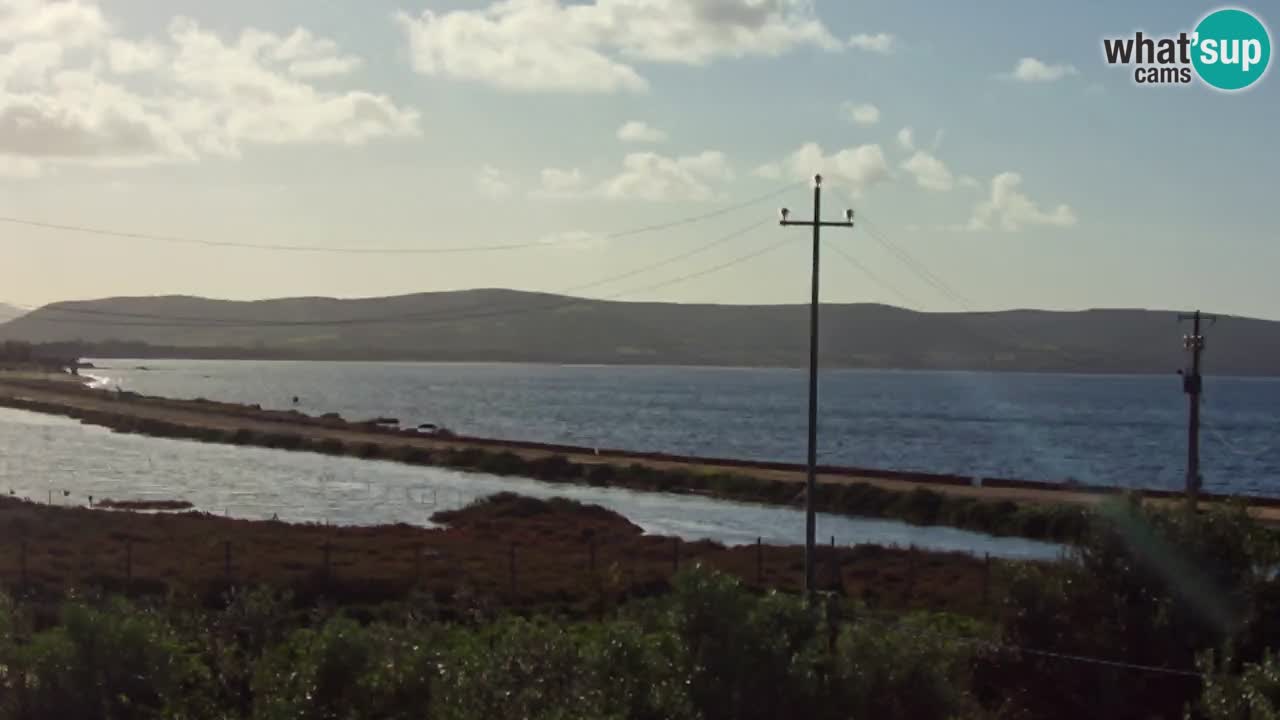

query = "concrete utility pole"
[[779, 174, 854, 597], [1178, 309, 1217, 511]]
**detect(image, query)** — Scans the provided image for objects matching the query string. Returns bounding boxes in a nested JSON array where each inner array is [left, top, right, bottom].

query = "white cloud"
[[1010, 57, 1078, 83], [752, 162, 782, 179], [106, 39, 165, 74], [475, 164, 514, 197], [958, 174, 979, 189], [617, 120, 666, 143], [600, 150, 733, 201], [901, 150, 953, 191], [287, 56, 363, 78], [535, 166, 586, 197], [0, 0, 109, 48], [848, 32, 894, 53], [766, 141, 889, 196], [395, 0, 840, 94], [842, 102, 879, 126], [968, 172, 1077, 231], [896, 126, 914, 150], [0, 3, 420, 175]]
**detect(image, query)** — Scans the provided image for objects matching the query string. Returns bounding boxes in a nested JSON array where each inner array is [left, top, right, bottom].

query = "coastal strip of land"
[[0, 373, 1274, 541]]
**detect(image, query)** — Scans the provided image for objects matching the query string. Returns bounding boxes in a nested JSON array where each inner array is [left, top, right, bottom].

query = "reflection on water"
[[81, 359, 1280, 495], [0, 407, 1060, 560]]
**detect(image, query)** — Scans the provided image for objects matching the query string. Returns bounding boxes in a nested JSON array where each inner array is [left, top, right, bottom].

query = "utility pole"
[[1178, 309, 1217, 511], [779, 174, 854, 597]]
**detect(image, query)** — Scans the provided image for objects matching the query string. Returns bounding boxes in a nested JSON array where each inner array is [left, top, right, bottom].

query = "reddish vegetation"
[[95, 498, 194, 511], [0, 493, 1005, 616], [431, 492, 645, 543]]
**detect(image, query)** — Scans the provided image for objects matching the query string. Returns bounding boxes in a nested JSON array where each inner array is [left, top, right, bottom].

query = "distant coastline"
[[67, 345, 1280, 377], [4, 290, 1279, 375]]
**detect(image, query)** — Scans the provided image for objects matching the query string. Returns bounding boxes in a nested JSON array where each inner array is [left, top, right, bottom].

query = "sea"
[[1, 359, 1276, 558], [82, 360, 1280, 497]]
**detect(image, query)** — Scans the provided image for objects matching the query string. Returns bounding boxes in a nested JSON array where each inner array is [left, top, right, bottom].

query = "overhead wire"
[[850, 607, 1205, 679], [857, 214, 973, 309], [18, 220, 778, 329], [822, 238, 921, 310], [1201, 394, 1279, 459], [0, 182, 801, 256]]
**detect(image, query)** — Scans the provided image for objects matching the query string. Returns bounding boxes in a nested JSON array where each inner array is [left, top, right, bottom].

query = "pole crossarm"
[[781, 221, 856, 228]]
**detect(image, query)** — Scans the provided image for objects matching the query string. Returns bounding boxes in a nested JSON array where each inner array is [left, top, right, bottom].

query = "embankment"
[[0, 376, 1263, 543]]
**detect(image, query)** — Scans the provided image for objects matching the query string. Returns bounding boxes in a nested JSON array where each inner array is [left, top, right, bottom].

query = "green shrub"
[[5, 599, 209, 720], [252, 616, 436, 720]]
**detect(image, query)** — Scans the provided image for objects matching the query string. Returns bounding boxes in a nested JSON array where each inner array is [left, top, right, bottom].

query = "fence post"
[[747, 535, 757, 586], [509, 543, 517, 598], [322, 541, 332, 586], [125, 539, 133, 585], [982, 552, 991, 609], [829, 536, 838, 592], [224, 541, 232, 584], [19, 540, 27, 587], [415, 544, 424, 586], [672, 537, 680, 574], [905, 545, 916, 604], [589, 536, 597, 579]]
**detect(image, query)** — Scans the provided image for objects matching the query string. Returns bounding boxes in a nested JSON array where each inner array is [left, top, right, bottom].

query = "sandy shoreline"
[[1, 372, 1276, 528]]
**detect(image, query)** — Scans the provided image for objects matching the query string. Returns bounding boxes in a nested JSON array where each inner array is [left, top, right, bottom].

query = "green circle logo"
[[1192, 8, 1271, 91]]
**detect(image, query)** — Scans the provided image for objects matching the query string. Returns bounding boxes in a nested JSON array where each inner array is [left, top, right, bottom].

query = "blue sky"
[[1, 0, 1277, 319]]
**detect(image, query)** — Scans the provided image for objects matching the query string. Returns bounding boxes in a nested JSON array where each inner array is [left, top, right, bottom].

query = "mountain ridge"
[[2, 290, 1277, 375]]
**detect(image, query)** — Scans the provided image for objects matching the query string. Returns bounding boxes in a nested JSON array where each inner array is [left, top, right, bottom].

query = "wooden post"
[[756, 536, 763, 585], [19, 540, 27, 587], [589, 536, 597, 579], [672, 537, 680, 573], [905, 545, 916, 604], [982, 552, 991, 608], [125, 539, 133, 584], [509, 543, 517, 598], [414, 544, 424, 586], [829, 535, 838, 592], [224, 541, 232, 584], [322, 542, 332, 586]]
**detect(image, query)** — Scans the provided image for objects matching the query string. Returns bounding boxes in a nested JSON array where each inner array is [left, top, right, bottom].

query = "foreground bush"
[[4, 500, 1280, 719], [988, 499, 1280, 720], [0, 567, 984, 720]]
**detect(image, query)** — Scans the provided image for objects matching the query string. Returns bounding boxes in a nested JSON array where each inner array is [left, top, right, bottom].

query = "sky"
[[1, 0, 1277, 319]]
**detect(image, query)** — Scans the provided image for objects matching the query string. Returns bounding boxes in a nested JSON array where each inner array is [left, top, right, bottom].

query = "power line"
[[1204, 421, 1278, 459], [1202, 393, 1278, 459], [857, 216, 973, 309], [611, 232, 790, 298], [0, 182, 800, 256], [852, 603, 1205, 679], [17, 221, 777, 330], [822, 238, 920, 309]]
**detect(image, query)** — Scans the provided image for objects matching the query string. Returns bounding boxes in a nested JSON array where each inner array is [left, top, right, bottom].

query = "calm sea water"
[[84, 360, 1280, 496], [0, 407, 1059, 559]]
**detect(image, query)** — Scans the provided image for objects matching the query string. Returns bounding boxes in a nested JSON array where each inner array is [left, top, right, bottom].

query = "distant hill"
[[1, 290, 1277, 374], [0, 303, 25, 324]]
